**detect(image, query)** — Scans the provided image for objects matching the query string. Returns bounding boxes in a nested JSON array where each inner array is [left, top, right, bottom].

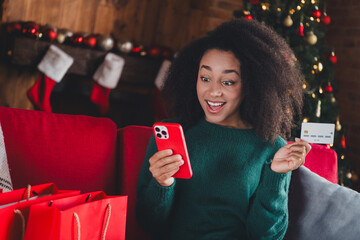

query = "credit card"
[[300, 122, 335, 144]]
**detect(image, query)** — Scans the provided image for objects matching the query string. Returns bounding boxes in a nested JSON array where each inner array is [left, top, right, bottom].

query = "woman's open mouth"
[[206, 100, 226, 113]]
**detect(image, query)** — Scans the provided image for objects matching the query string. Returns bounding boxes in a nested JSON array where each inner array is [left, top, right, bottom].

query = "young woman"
[[136, 19, 311, 240]]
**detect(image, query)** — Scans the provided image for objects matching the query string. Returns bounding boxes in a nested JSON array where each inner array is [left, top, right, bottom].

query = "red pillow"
[[304, 143, 338, 184], [0, 107, 118, 194]]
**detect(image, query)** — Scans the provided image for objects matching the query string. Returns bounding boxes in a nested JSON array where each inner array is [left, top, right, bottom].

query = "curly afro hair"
[[162, 19, 304, 143]]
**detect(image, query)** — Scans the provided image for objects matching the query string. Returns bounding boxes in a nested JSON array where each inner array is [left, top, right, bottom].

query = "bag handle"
[[73, 203, 112, 240], [20, 184, 31, 200], [14, 209, 25, 240]]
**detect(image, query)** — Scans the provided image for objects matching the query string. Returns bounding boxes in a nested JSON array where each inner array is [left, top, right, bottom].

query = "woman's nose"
[[210, 84, 222, 97]]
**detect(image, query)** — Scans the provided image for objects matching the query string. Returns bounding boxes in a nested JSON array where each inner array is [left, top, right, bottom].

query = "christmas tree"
[[234, 0, 356, 187]]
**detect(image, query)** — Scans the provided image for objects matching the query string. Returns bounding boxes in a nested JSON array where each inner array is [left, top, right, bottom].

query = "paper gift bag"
[[25, 191, 128, 240], [0, 183, 80, 240]]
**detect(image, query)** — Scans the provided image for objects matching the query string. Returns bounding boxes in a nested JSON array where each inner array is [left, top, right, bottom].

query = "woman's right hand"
[[149, 149, 184, 187]]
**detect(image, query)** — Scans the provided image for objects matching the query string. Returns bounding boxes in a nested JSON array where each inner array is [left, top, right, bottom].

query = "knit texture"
[[137, 118, 291, 240], [0, 122, 13, 192]]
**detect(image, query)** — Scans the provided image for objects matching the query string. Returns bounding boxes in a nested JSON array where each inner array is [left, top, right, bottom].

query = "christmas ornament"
[[336, 117, 342, 131], [97, 35, 114, 51], [117, 40, 133, 53], [83, 34, 98, 48], [70, 33, 85, 46], [329, 52, 337, 64], [306, 31, 317, 45], [315, 99, 321, 118], [6, 22, 22, 34], [244, 14, 253, 20], [321, 13, 331, 25], [22, 21, 39, 38], [40, 26, 57, 42], [325, 83, 333, 93], [346, 172, 352, 179], [57, 29, 73, 44], [341, 135, 346, 148], [148, 45, 162, 58], [312, 6, 321, 18], [283, 15, 293, 27], [298, 22, 304, 36]]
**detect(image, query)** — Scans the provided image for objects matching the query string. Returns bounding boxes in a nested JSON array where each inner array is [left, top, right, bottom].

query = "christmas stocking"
[[90, 53, 125, 115], [153, 59, 171, 121], [0, 123, 12, 193], [27, 45, 74, 112]]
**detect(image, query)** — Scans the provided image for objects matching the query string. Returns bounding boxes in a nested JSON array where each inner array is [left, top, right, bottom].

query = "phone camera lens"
[[155, 127, 160, 132], [156, 133, 162, 138], [161, 131, 167, 135]]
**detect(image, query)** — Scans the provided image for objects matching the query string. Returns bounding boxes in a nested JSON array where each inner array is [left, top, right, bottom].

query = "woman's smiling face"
[[196, 49, 244, 128]]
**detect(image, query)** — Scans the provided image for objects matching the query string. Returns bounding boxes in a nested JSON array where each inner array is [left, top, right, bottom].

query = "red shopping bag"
[[25, 191, 128, 240], [0, 183, 80, 240]]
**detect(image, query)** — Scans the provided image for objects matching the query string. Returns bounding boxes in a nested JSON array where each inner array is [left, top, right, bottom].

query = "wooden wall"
[[1, 0, 242, 51], [0, 0, 242, 110]]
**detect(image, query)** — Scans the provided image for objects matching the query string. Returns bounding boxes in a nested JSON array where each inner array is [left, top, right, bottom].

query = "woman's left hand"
[[271, 138, 311, 173]]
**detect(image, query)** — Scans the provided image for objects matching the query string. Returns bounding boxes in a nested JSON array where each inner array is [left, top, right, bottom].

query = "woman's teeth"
[[206, 101, 225, 107]]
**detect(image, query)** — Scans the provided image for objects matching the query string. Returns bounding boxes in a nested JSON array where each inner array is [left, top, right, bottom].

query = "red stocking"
[[27, 74, 57, 112], [90, 82, 111, 115]]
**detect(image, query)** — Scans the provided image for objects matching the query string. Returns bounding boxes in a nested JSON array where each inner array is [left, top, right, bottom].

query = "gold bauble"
[[306, 31, 318, 45]]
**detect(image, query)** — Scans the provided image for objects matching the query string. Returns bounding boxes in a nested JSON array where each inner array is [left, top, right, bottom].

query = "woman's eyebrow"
[[223, 69, 240, 76], [200, 65, 212, 71], [200, 65, 240, 76]]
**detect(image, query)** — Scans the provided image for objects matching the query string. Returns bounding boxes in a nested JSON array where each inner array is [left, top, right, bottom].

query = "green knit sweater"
[[136, 118, 291, 240]]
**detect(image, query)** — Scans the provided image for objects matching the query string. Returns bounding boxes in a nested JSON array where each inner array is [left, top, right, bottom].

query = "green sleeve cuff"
[[262, 163, 291, 190], [147, 178, 176, 203]]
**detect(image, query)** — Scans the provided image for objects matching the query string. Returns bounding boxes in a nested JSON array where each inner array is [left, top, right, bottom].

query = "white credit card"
[[301, 122, 335, 144]]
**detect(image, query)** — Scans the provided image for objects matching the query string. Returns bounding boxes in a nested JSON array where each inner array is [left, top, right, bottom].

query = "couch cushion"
[[0, 107, 118, 194], [285, 166, 360, 240], [118, 125, 152, 240]]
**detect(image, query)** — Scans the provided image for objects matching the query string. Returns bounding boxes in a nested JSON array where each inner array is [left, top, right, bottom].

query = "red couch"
[[0, 107, 339, 239]]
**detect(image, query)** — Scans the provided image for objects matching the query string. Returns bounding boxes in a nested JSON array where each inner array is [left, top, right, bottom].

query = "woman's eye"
[[223, 81, 235, 86], [201, 77, 210, 82]]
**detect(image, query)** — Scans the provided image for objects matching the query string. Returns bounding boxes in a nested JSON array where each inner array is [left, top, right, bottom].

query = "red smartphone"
[[153, 123, 193, 179]]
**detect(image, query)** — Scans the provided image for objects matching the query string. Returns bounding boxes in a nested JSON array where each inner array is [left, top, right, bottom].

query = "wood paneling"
[[1, 0, 240, 51]]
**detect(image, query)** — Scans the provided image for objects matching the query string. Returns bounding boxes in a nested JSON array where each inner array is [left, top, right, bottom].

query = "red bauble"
[[22, 21, 39, 37], [149, 46, 162, 58], [132, 45, 141, 53], [312, 6, 321, 18], [70, 33, 84, 45], [341, 136, 346, 148], [321, 14, 331, 25], [313, 10, 321, 18], [325, 85, 333, 93], [42, 27, 57, 42], [6, 22, 22, 34], [329, 55, 337, 64], [244, 15, 253, 20], [84, 35, 98, 48]]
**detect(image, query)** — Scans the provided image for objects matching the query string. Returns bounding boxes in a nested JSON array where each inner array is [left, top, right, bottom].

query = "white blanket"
[[0, 122, 13, 192]]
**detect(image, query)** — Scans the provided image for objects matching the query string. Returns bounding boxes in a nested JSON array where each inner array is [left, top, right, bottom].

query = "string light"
[[277, 8, 282, 12], [319, 87, 323, 94], [303, 117, 309, 123], [311, 0, 316, 4], [341, 154, 345, 160], [318, 62, 323, 72], [316, 18, 321, 23], [312, 93, 316, 98], [297, 5, 302, 10], [301, 0, 306, 4], [310, 17, 314, 21], [289, 9, 295, 14], [302, 83, 307, 89]]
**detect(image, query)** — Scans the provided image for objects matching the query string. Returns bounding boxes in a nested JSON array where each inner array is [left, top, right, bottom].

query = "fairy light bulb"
[[302, 83, 307, 89], [312, 93, 316, 98], [318, 62, 323, 72], [303, 117, 309, 123], [341, 154, 345, 160], [319, 87, 323, 94], [297, 5, 301, 10], [310, 17, 315, 21]]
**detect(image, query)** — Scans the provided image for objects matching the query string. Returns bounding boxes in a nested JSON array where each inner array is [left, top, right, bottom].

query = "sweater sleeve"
[[246, 139, 291, 240], [136, 134, 176, 236]]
